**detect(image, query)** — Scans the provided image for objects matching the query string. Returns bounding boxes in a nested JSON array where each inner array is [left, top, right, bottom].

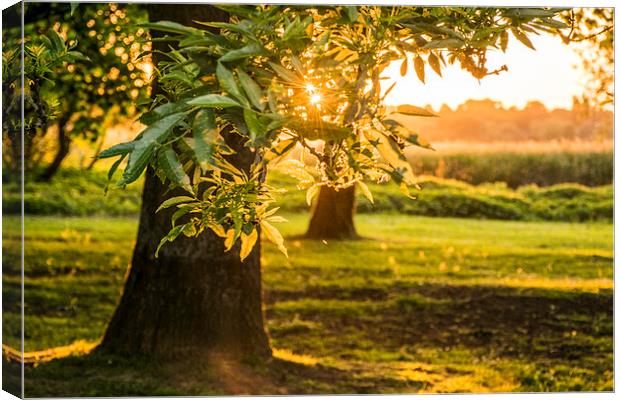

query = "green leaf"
[[344, 6, 359, 23], [237, 69, 264, 111], [187, 94, 242, 108], [104, 154, 126, 194], [511, 28, 535, 50], [70, 3, 78, 16], [219, 43, 265, 62], [119, 113, 185, 186], [500, 30, 509, 52], [505, 8, 557, 18], [216, 63, 246, 104], [394, 129, 434, 150], [98, 142, 134, 159], [140, 21, 202, 35], [192, 109, 218, 168], [244, 108, 265, 145], [171, 205, 194, 226], [288, 117, 351, 141], [414, 56, 425, 84], [140, 100, 192, 126], [423, 38, 464, 49], [538, 18, 569, 29], [156, 196, 196, 213], [64, 51, 90, 62], [156, 224, 186, 257], [269, 62, 300, 84], [372, 132, 415, 184], [196, 21, 255, 38], [158, 148, 191, 191], [395, 104, 437, 117], [46, 29, 65, 53]]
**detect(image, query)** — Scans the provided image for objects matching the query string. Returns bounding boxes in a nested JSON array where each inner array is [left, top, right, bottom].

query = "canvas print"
[[1, 2, 614, 397]]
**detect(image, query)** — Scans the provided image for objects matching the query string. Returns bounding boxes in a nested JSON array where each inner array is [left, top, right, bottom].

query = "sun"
[[310, 93, 322, 105], [306, 83, 322, 106]]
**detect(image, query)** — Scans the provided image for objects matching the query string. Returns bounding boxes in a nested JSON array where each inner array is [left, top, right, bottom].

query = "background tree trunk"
[[39, 115, 71, 182], [305, 186, 358, 239], [98, 4, 271, 360]]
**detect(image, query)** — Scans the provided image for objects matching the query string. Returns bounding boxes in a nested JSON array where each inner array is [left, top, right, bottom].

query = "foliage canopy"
[[101, 5, 571, 259], [2, 3, 150, 175]]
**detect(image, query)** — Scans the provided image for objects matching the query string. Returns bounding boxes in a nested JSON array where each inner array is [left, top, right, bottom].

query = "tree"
[[98, 4, 271, 359], [2, 3, 150, 181], [2, 17, 87, 178], [99, 5, 570, 359], [559, 8, 613, 109], [305, 7, 613, 239]]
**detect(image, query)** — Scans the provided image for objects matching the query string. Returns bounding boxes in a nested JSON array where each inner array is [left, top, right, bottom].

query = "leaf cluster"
[[102, 5, 569, 259]]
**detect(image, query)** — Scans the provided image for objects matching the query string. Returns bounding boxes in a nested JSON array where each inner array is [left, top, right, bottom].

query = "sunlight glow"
[[310, 93, 322, 105], [306, 83, 322, 106], [382, 33, 588, 110]]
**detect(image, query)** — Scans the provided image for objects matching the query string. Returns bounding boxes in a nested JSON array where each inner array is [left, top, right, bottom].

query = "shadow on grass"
[[6, 345, 428, 396], [5, 283, 613, 395], [266, 283, 613, 392]]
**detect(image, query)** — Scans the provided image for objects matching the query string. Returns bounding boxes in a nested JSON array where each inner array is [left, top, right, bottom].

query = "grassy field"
[[2, 213, 613, 395], [3, 168, 613, 222]]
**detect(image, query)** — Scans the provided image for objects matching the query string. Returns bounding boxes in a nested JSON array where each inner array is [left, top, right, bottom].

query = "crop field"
[[2, 213, 613, 395], [406, 145, 613, 188]]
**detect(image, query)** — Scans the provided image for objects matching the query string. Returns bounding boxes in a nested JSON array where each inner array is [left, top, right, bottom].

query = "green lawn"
[[2, 213, 613, 395]]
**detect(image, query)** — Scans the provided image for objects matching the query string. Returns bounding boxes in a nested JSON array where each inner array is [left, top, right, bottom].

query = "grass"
[[2, 213, 613, 395], [3, 168, 613, 222]]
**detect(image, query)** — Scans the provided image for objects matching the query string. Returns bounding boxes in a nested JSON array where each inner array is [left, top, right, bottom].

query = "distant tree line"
[[393, 98, 613, 143]]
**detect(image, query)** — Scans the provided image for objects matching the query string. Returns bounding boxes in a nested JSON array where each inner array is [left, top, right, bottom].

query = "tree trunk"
[[38, 116, 71, 182], [97, 4, 271, 360], [305, 185, 358, 239]]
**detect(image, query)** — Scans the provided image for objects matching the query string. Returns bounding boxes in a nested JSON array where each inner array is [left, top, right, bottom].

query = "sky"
[[382, 32, 587, 111]]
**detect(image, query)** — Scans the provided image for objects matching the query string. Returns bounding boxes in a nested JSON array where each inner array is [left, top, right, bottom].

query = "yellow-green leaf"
[[306, 185, 319, 206], [269, 62, 300, 84], [400, 57, 408, 77], [239, 228, 258, 261], [261, 220, 288, 257], [395, 104, 437, 117], [511, 28, 535, 50], [500, 30, 509, 52], [358, 181, 374, 204], [209, 223, 227, 238], [414, 55, 425, 83], [156, 196, 196, 213], [224, 229, 235, 251], [428, 53, 442, 77]]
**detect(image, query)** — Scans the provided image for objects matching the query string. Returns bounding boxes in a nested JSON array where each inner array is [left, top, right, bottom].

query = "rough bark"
[[98, 4, 271, 360], [305, 186, 358, 239]]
